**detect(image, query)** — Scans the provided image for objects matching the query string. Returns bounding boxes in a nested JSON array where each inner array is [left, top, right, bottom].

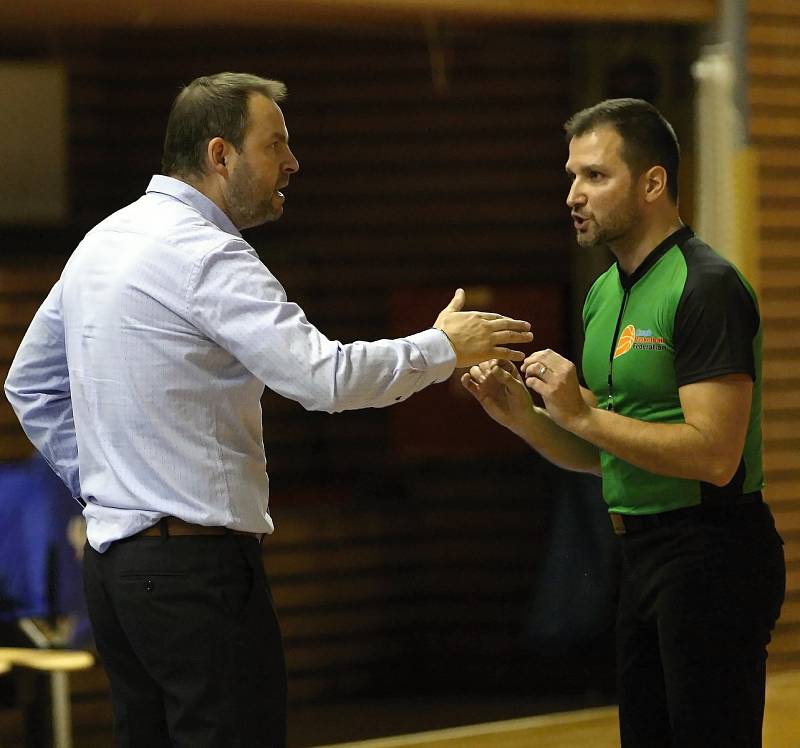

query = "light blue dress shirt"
[[5, 176, 456, 552]]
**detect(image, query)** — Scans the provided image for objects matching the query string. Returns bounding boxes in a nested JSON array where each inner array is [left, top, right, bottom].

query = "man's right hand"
[[433, 289, 533, 367], [461, 359, 534, 436]]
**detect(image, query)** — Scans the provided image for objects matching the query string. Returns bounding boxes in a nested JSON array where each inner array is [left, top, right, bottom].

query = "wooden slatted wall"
[[4, 13, 764, 746], [1, 24, 573, 478], [0, 267, 61, 460], [0, 23, 583, 745], [0, 0, 717, 33], [749, 0, 800, 669]]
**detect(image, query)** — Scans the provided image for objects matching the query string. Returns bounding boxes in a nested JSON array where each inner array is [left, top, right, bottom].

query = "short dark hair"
[[161, 72, 287, 179], [564, 98, 680, 201]]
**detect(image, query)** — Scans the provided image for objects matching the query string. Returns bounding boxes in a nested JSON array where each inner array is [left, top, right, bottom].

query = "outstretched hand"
[[434, 289, 533, 368], [461, 359, 534, 436]]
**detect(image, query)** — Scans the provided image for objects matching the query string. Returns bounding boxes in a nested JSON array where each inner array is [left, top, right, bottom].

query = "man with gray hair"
[[5, 72, 533, 747]]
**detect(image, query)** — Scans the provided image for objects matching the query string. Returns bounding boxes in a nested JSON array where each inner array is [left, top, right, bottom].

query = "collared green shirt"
[[581, 226, 763, 515]]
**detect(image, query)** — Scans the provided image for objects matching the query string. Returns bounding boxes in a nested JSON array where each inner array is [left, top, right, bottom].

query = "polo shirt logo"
[[614, 324, 636, 358], [614, 325, 667, 358]]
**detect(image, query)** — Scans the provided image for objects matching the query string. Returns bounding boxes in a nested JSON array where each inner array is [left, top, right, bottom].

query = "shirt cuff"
[[406, 328, 457, 383]]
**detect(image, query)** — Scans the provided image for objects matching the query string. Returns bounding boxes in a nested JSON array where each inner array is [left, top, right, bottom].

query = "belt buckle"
[[610, 513, 626, 536]]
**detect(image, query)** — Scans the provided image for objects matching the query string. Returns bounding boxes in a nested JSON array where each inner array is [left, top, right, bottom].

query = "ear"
[[643, 165, 667, 203], [207, 137, 230, 176]]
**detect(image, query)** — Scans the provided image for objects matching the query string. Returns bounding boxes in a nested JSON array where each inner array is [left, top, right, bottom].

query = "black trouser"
[[616, 501, 785, 748], [82, 533, 286, 748]]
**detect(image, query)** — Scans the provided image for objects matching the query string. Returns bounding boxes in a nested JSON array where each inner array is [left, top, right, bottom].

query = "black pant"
[[616, 502, 785, 748], [82, 533, 286, 748]]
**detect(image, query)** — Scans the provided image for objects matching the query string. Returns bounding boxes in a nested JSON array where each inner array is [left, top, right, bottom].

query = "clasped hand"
[[521, 349, 590, 431], [461, 348, 591, 435]]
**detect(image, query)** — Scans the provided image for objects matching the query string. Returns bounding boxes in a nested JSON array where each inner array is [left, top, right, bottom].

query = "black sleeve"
[[673, 260, 758, 387]]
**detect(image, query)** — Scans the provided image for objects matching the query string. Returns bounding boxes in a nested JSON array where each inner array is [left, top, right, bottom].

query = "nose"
[[566, 179, 584, 209], [285, 147, 300, 175]]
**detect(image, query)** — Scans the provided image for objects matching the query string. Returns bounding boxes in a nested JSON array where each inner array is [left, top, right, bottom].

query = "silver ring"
[[538, 363, 547, 378]]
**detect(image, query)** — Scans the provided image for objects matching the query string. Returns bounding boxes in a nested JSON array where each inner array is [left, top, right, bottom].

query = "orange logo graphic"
[[614, 324, 636, 358]]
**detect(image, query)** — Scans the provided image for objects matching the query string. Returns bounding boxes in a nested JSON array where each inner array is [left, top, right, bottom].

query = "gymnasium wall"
[[749, 0, 800, 670], [0, 25, 587, 735], [2, 4, 798, 742]]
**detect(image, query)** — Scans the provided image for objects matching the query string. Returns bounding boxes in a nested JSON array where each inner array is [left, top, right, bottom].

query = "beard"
[[576, 191, 640, 250], [225, 158, 282, 230]]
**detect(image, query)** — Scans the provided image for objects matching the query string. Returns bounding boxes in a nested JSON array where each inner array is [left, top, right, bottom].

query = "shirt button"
[[144, 578, 154, 592]]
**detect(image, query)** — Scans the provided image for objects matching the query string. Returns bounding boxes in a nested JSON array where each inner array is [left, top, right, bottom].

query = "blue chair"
[[0, 454, 91, 748]]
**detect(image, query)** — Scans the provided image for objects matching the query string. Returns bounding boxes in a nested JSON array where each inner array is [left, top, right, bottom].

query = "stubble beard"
[[226, 158, 282, 230], [576, 194, 640, 251]]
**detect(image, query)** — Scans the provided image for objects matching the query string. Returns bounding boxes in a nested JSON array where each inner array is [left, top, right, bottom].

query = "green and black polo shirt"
[[581, 226, 763, 515]]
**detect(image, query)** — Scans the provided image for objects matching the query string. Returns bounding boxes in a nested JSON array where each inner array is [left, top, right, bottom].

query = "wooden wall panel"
[[0, 23, 586, 739], [0, 0, 717, 32], [0, 267, 61, 460], [749, 8, 800, 669]]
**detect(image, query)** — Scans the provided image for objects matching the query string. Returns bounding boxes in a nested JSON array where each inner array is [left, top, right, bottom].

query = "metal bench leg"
[[49, 670, 72, 748]]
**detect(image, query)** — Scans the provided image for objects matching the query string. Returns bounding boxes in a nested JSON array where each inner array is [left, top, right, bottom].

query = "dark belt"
[[609, 492, 763, 536], [137, 516, 263, 543]]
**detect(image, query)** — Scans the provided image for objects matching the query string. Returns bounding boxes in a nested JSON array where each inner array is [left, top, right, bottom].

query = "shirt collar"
[[146, 175, 242, 238], [617, 225, 694, 290]]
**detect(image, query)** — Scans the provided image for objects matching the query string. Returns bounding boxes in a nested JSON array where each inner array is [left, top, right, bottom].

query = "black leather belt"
[[609, 492, 763, 536], [137, 516, 263, 543]]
